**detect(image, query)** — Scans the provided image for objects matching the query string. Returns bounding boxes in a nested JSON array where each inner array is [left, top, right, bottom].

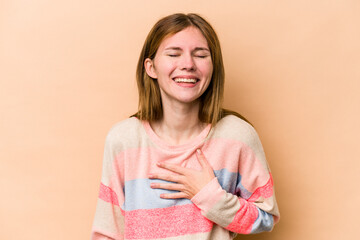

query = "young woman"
[[91, 13, 280, 240]]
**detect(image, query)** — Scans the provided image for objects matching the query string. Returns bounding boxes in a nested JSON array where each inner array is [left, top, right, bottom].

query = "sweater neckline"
[[142, 120, 211, 151]]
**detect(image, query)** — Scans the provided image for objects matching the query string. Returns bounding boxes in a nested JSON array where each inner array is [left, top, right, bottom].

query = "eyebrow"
[[164, 47, 210, 52]]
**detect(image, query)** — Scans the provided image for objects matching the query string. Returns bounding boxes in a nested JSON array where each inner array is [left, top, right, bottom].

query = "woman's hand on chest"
[[148, 149, 215, 199]]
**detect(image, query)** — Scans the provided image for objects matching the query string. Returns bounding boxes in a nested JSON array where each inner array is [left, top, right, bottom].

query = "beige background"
[[1, 0, 359, 239]]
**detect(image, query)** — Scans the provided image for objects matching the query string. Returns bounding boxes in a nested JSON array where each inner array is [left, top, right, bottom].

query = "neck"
[[150, 100, 207, 145]]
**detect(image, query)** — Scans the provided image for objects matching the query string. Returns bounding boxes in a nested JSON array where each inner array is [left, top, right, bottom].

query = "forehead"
[[158, 27, 209, 50]]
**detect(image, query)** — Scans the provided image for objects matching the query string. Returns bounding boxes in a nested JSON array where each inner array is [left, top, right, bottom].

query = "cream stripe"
[[253, 195, 280, 217], [205, 192, 240, 227]]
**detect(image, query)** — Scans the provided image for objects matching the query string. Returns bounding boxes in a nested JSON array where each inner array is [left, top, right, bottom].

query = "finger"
[[157, 162, 188, 175], [150, 182, 184, 191], [195, 149, 211, 168], [148, 173, 181, 183], [160, 192, 189, 199]]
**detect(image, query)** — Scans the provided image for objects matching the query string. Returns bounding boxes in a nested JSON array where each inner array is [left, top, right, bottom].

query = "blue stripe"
[[214, 169, 252, 199], [250, 208, 274, 233], [123, 169, 253, 211], [123, 178, 191, 211]]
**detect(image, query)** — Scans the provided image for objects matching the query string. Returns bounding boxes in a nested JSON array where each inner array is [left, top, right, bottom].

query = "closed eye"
[[195, 54, 210, 58]]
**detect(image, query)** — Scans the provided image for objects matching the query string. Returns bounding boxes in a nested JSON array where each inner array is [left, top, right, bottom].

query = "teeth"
[[174, 78, 197, 83]]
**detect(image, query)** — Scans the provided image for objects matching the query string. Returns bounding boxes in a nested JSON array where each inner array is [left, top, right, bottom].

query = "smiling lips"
[[173, 77, 199, 84]]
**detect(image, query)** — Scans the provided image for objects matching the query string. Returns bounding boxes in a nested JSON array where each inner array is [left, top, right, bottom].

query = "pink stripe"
[[248, 174, 274, 202], [115, 138, 268, 188], [226, 198, 259, 234], [124, 204, 213, 239], [236, 143, 269, 191], [99, 183, 119, 206]]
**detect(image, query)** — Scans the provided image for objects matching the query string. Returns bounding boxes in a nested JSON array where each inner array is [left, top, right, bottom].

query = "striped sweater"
[[91, 115, 280, 239]]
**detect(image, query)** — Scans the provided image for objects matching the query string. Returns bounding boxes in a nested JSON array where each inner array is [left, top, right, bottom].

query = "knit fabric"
[[91, 115, 280, 240]]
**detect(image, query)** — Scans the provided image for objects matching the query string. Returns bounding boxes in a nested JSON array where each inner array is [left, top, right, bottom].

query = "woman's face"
[[145, 27, 213, 105]]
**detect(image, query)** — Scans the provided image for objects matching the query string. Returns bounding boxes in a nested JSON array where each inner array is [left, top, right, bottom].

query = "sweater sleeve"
[[91, 131, 125, 240], [191, 128, 280, 234]]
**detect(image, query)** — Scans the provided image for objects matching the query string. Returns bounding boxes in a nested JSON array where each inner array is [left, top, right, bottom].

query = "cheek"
[[200, 61, 213, 78], [155, 59, 176, 76]]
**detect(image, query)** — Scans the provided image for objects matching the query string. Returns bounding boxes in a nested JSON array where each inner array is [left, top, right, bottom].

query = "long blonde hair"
[[133, 13, 250, 126]]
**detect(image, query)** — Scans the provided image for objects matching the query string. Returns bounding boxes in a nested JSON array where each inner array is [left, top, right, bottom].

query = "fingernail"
[[148, 174, 153, 178]]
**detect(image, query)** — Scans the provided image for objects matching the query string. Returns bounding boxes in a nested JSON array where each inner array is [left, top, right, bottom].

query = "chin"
[[176, 96, 201, 104]]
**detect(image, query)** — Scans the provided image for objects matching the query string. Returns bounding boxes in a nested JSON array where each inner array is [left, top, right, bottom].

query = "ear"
[[144, 58, 158, 79]]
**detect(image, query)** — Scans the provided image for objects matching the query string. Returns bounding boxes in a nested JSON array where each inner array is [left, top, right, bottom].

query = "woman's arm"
[[191, 170, 278, 234], [91, 132, 125, 240]]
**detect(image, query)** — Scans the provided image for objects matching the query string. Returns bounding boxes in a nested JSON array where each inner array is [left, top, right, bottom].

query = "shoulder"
[[106, 117, 142, 138], [211, 115, 268, 168], [211, 115, 262, 148], [104, 117, 145, 149]]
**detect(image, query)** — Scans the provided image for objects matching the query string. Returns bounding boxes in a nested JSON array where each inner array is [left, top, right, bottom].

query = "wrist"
[[191, 177, 225, 213]]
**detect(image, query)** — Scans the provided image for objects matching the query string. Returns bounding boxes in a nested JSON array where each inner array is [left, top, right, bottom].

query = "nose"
[[180, 53, 196, 71]]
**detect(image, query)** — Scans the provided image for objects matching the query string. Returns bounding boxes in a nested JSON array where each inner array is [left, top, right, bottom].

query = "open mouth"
[[173, 78, 199, 84]]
